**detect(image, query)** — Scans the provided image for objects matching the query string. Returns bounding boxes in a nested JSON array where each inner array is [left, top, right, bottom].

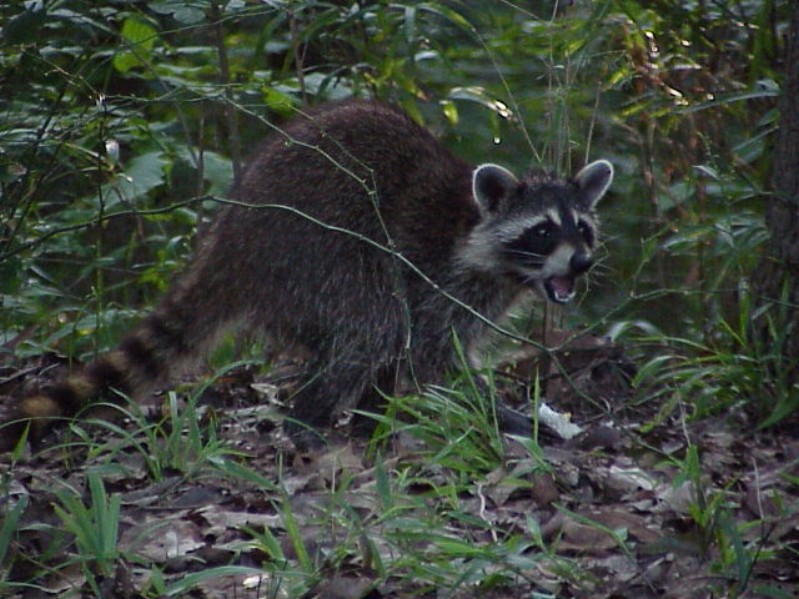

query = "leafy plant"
[[0, 491, 27, 588], [633, 276, 798, 427], [52, 472, 122, 590]]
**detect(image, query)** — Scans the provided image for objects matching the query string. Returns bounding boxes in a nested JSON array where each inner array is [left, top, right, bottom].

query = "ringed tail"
[[0, 308, 190, 452]]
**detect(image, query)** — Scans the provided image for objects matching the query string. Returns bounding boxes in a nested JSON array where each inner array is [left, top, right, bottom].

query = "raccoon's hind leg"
[[283, 361, 370, 450], [283, 347, 400, 450]]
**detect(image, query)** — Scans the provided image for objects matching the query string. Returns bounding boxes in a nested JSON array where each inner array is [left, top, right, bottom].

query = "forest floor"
[[1, 334, 798, 599]]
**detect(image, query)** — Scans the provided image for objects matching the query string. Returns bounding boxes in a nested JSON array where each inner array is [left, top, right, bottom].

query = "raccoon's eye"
[[505, 221, 558, 260], [577, 220, 594, 245]]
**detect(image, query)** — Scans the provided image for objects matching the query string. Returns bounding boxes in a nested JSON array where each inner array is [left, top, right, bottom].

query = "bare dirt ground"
[[1, 336, 798, 598]]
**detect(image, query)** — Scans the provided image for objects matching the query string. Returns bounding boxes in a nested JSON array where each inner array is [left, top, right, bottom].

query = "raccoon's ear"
[[575, 160, 614, 208], [472, 164, 519, 214]]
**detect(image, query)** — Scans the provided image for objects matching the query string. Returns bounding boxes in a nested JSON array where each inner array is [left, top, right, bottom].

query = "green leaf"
[[113, 17, 158, 73], [98, 151, 168, 208], [440, 99, 459, 126], [0, 255, 23, 294], [263, 86, 297, 116], [150, 0, 208, 25], [3, 2, 47, 44]]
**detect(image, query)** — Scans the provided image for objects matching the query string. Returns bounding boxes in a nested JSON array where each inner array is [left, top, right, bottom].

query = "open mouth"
[[543, 275, 577, 304]]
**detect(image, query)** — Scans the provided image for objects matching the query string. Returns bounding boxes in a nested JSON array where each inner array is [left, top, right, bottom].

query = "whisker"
[[502, 248, 547, 260]]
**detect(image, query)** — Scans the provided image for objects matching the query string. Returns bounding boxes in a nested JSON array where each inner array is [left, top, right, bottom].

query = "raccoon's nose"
[[570, 252, 594, 275]]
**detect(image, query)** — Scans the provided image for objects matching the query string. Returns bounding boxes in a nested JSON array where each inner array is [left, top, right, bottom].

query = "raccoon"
[[0, 100, 613, 451]]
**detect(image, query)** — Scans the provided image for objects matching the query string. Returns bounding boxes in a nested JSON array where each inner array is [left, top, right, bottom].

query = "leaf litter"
[[1, 333, 798, 598]]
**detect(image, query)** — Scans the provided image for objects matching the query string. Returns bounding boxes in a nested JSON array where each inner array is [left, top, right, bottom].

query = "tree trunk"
[[752, 2, 799, 384]]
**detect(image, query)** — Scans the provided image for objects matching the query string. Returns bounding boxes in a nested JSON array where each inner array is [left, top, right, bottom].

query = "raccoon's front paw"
[[495, 403, 533, 437]]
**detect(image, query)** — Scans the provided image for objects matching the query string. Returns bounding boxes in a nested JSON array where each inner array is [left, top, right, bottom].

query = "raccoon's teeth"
[[545, 276, 576, 304]]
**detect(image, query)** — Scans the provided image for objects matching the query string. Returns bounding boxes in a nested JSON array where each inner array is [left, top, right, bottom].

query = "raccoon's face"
[[459, 160, 613, 304]]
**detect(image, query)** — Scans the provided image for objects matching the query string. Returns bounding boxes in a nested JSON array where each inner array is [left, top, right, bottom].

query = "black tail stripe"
[[119, 336, 162, 381], [49, 384, 85, 417], [85, 358, 129, 395]]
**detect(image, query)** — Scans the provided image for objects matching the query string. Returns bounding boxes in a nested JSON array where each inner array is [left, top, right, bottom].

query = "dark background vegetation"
[[1, 1, 798, 597]]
